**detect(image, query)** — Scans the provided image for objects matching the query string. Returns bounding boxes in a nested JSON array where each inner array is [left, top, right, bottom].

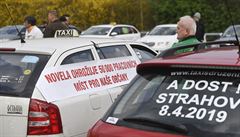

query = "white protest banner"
[[36, 56, 139, 102]]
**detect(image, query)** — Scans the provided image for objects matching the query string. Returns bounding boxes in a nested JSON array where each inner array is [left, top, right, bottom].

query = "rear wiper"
[[0, 92, 19, 96], [122, 117, 188, 134], [0, 86, 19, 96]]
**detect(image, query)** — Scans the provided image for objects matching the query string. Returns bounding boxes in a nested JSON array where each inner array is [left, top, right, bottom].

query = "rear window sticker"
[[155, 77, 240, 123], [0, 76, 10, 83], [106, 117, 119, 124], [23, 69, 31, 75], [21, 56, 39, 63], [17, 76, 25, 83], [171, 70, 240, 78]]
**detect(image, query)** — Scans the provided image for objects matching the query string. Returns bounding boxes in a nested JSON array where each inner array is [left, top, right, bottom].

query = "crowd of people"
[[24, 10, 71, 39], [23, 10, 205, 52]]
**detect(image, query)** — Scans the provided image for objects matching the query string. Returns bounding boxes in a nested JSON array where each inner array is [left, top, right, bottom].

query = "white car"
[[0, 37, 156, 137], [80, 24, 141, 41], [138, 24, 178, 53]]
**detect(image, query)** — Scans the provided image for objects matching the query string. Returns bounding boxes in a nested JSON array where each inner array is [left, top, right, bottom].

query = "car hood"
[[138, 35, 177, 43], [79, 35, 110, 38]]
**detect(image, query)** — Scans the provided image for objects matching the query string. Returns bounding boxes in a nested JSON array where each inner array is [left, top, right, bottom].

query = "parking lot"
[[1, 0, 240, 137]]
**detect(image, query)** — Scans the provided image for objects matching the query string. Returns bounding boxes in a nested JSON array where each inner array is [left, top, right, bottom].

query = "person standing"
[[59, 14, 70, 27], [24, 16, 43, 39], [172, 15, 200, 53], [59, 14, 81, 35], [193, 12, 205, 42], [43, 10, 68, 38]]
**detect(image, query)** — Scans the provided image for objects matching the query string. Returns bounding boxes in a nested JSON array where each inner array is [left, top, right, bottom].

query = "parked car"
[[80, 24, 141, 41], [137, 24, 178, 53], [88, 40, 240, 137], [215, 25, 240, 46], [0, 25, 25, 42], [0, 37, 156, 137]]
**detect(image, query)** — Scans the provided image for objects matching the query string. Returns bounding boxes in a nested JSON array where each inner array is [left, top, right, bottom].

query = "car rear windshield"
[[0, 53, 49, 98], [108, 68, 240, 136]]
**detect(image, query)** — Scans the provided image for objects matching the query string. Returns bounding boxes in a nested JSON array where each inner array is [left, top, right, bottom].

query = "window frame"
[[54, 46, 96, 66]]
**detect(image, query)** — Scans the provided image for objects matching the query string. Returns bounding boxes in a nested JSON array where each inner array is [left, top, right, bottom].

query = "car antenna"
[[91, 41, 106, 59], [224, 0, 239, 53], [4, 3, 25, 43]]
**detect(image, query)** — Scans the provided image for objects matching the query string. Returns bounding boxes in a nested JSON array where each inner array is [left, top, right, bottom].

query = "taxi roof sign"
[[54, 29, 79, 38]]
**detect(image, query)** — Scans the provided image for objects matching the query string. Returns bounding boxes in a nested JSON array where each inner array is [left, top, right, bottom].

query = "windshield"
[[0, 25, 26, 40], [0, 53, 49, 97], [148, 26, 176, 35], [81, 26, 111, 35], [222, 26, 240, 37], [108, 68, 240, 136]]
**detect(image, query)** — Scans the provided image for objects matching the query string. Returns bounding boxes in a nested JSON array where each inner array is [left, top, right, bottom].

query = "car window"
[[111, 27, 122, 35], [108, 68, 240, 135], [7, 28, 18, 35], [97, 45, 131, 59], [149, 26, 176, 35], [122, 27, 130, 34], [130, 27, 138, 33], [61, 49, 94, 65], [82, 27, 111, 35], [130, 44, 156, 62], [0, 26, 23, 35], [0, 53, 49, 97], [222, 26, 240, 37]]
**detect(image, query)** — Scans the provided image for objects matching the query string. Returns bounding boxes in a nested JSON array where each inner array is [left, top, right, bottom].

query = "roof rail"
[[157, 40, 238, 58]]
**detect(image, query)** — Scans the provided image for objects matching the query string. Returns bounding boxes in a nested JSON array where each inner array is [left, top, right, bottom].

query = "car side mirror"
[[110, 32, 118, 36]]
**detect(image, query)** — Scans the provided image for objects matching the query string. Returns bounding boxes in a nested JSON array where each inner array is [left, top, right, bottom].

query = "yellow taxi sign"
[[110, 22, 117, 25], [54, 29, 79, 37]]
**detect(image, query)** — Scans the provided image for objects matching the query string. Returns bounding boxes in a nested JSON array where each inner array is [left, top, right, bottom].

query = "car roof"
[[138, 47, 240, 71], [91, 24, 136, 28], [0, 37, 130, 55], [0, 25, 24, 30], [155, 24, 177, 28]]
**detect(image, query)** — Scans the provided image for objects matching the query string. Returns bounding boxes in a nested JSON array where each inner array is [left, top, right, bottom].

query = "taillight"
[[27, 99, 63, 135]]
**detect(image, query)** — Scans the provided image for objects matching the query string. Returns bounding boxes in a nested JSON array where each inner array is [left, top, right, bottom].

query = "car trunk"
[[0, 96, 30, 137], [0, 52, 49, 137]]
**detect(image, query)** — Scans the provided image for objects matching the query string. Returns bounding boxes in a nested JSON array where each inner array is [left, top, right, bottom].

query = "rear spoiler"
[[158, 40, 238, 58]]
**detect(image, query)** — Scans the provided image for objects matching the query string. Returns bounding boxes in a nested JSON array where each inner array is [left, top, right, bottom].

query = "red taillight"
[[27, 99, 63, 135]]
